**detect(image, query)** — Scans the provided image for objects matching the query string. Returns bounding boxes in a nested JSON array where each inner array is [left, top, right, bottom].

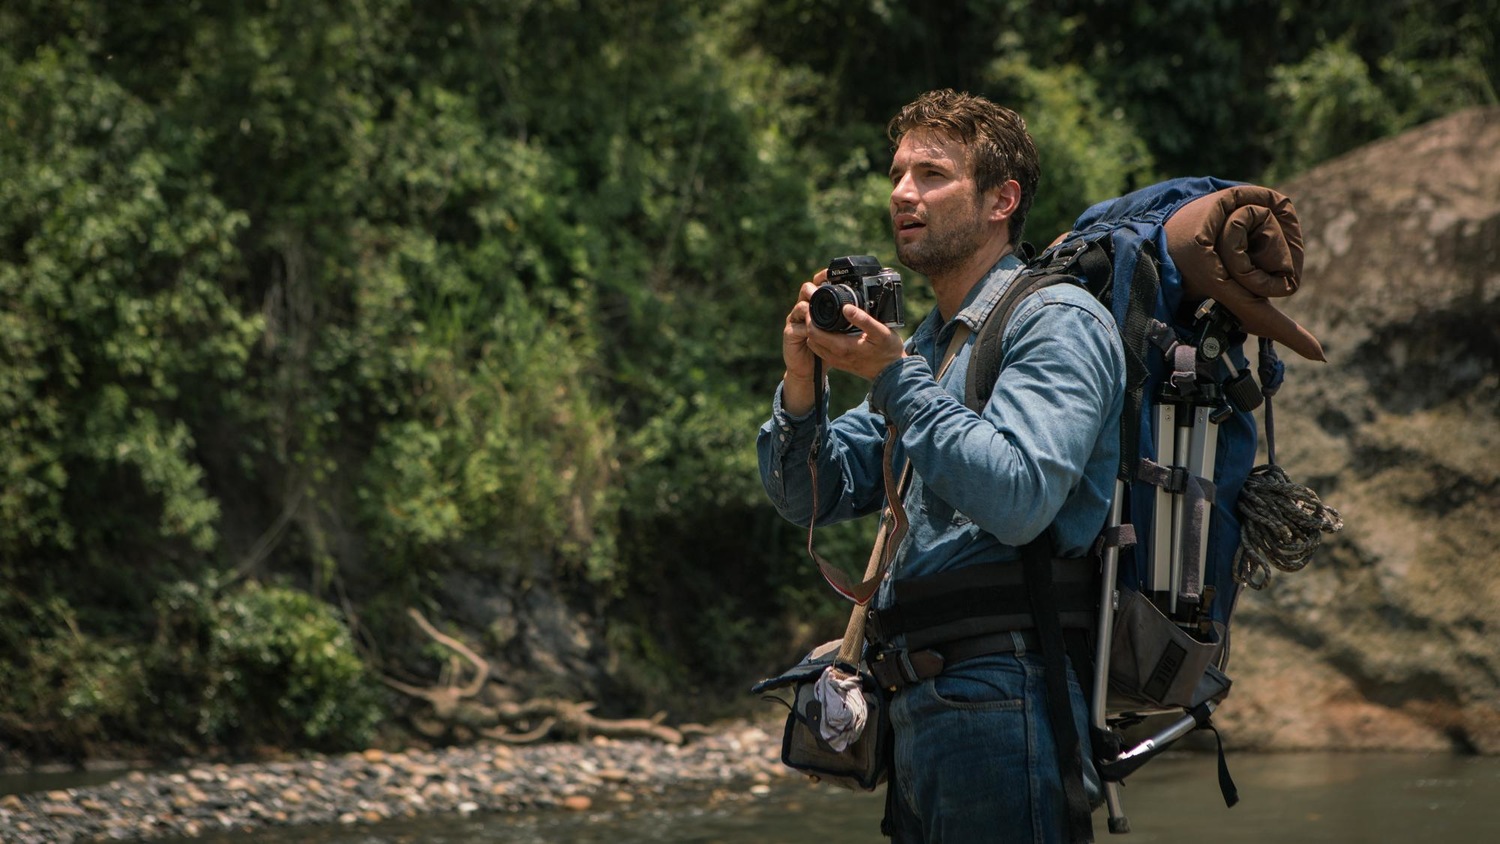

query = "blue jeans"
[[885, 643, 1100, 843]]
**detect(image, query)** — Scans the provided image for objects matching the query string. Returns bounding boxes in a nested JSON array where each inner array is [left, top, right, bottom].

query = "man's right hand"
[[781, 270, 828, 417]]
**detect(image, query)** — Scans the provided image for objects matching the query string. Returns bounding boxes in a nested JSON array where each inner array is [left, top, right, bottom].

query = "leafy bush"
[[0, 590, 148, 758], [1266, 41, 1401, 180], [1267, 19, 1497, 182], [0, 577, 380, 757], [147, 578, 381, 752], [0, 44, 256, 564]]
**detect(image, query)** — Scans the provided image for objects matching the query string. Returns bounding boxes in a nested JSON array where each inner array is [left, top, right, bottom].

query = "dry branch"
[[384, 608, 683, 745]]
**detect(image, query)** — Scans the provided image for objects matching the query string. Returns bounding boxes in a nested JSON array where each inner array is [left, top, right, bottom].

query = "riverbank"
[[0, 719, 791, 843]]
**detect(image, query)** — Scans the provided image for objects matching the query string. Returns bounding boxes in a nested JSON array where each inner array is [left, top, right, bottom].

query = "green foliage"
[[986, 52, 1158, 245], [0, 0, 1492, 756], [1267, 41, 1402, 179], [0, 590, 148, 757], [1266, 6, 1497, 181], [0, 43, 256, 563], [359, 273, 621, 584], [0, 576, 377, 757], [147, 578, 381, 752]]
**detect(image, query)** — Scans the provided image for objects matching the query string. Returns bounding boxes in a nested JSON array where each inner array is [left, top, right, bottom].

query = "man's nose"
[[890, 172, 918, 208]]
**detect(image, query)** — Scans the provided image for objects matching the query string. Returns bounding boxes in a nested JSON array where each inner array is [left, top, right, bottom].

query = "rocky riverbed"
[[0, 719, 791, 843]]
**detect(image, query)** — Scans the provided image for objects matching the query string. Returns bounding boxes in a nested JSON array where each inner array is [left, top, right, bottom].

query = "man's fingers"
[[803, 322, 840, 357], [786, 299, 810, 329], [842, 304, 889, 340], [796, 269, 828, 304], [805, 322, 859, 356]]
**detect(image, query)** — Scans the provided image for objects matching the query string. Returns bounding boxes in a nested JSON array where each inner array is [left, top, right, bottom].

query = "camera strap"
[[805, 324, 972, 611]]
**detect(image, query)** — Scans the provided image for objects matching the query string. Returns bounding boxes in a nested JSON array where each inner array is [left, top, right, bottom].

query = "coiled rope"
[[1233, 463, 1344, 589]]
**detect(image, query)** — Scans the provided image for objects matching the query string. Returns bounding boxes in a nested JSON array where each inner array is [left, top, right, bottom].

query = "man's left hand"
[[804, 304, 906, 381]]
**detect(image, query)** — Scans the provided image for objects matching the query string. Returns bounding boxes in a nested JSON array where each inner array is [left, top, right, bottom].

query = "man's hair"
[[887, 88, 1041, 248]]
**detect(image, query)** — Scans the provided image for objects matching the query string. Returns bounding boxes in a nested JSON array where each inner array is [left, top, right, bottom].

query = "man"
[[757, 89, 1124, 842]]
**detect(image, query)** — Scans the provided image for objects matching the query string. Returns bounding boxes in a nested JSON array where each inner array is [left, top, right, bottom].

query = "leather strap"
[[807, 323, 973, 609], [868, 630, 1043, 692]]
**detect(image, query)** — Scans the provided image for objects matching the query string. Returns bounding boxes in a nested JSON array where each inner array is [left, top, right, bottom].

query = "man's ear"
[[988, 179, 1022, 224]]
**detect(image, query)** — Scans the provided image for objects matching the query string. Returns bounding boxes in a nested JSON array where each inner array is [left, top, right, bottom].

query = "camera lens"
[[809, 284, 858, 332]]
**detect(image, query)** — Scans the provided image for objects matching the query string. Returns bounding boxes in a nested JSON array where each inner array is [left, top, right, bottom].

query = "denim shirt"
[[757, 253, 1125, 613]]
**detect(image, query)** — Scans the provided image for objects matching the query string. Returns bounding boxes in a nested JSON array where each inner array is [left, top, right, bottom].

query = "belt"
[[868, 629, 1043, 692]]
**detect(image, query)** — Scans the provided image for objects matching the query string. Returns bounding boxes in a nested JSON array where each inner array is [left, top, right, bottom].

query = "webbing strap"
[[1095, 523, 1137, 552], [869, 556, 1097, 646], [964, 269, 1081, 413], [807, 416, 904, 606], [1205, 718, 1241, 808], [1135, 459, 1216, 604], [1137, 459, 1186, 492], [1148, 319, 1199, 394], [1176, 474, 1215, 603], [1258, 337, 1282, 465], [1023, 536, 1095, 843], [1114, 239, 1160, 478]]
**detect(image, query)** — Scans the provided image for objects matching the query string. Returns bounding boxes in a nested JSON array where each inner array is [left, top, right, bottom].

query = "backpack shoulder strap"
[[964, 258, 1087, 414]]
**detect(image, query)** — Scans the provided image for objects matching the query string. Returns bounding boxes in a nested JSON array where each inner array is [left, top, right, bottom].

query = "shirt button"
[[772, 470, 781, 478]]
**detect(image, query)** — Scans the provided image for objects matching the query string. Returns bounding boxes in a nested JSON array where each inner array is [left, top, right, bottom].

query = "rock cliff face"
[[1217, 107, 1500, 753]]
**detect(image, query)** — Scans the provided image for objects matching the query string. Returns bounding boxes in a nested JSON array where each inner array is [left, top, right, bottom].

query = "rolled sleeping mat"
[[1165, 185, 1327, 362]]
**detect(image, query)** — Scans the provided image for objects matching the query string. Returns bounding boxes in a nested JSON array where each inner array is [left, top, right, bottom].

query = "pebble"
[[0, 719, 788, 843]]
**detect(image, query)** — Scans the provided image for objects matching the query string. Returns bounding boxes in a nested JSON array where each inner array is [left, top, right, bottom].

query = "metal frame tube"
[[1167, 421, 1190, 615], [1150, 403, 1176, 603], [1091, 479, 1130, 834], [1184, 404, 1219, 612]]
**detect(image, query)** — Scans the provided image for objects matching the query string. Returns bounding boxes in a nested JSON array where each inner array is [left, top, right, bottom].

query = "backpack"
[[965, 176, 1335, 836]]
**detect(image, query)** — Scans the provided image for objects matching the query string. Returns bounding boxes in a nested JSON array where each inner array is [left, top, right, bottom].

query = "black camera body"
[[809, 255, 905, 334]]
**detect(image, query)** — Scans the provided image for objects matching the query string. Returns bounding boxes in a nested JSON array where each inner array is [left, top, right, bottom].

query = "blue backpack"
[[966, 176, 1335, 837]]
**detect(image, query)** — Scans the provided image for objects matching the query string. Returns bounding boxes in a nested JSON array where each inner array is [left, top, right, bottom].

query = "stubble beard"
[[894, 209, 988, 281]]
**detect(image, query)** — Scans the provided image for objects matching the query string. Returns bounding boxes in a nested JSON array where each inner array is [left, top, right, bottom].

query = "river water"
[[153, 751, 1497, 843]]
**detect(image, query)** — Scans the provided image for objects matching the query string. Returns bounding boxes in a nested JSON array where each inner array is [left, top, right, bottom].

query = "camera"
[[808, 256, 905, 334]]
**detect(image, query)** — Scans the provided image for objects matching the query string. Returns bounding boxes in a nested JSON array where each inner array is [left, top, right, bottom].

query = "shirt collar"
[[911, 251, 1026, 350], [954, 251, 1027, 331]]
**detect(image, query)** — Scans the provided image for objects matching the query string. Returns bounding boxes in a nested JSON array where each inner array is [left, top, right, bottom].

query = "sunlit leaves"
[[0, 45, 255, 558]]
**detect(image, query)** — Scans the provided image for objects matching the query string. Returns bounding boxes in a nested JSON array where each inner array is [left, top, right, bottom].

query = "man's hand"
[[804, 305, 906, 380], [781, 271, 905, 417], [781, 273, 825, 418], [782, 272, 826, 385]]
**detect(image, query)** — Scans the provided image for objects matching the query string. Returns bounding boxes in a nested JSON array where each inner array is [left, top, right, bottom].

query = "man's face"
[[888, 129, 990, 279]]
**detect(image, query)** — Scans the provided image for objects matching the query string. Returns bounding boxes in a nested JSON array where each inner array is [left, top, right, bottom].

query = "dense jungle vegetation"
[[1, 0, 1495, 761]]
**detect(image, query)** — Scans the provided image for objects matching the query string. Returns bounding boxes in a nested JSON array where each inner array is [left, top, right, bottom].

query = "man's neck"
[[931, 238, 1015, 322]]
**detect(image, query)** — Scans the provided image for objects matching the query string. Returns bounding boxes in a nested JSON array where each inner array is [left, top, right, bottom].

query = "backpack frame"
[[966, 177, 1282, 835]]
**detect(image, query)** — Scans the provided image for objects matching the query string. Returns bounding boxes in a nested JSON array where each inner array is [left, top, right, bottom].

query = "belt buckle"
[[873, 647, 922, 692]]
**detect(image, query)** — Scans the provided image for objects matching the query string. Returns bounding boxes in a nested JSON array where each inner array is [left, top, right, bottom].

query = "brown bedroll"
[[1164, 185, 1326, 362]]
